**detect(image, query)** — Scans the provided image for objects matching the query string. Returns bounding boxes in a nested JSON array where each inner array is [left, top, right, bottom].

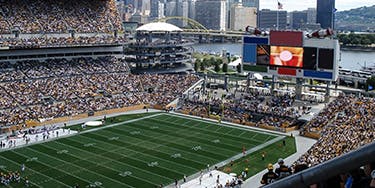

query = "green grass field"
[[0, 113, 288, 188]]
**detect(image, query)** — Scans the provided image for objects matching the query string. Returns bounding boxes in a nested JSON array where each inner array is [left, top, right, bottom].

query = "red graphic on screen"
[[270, 46, 303, 68]]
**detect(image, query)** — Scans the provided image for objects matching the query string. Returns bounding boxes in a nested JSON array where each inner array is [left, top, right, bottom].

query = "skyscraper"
[[165, 0, 188, 27], [290, 11, 307, 29], [258, 9, 287, 30], [230, 3, 257, 31], [195, 0, 227, 31], [242, 0, 259, 9], [316, 0, 335, 29], [150, 0, 165, 20]]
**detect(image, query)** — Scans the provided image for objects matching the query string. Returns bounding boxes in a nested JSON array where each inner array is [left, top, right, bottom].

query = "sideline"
[[0, 111, 162, 152]]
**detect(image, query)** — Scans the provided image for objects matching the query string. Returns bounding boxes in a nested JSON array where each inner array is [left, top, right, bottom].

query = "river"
[[192, 43, 375, 70]]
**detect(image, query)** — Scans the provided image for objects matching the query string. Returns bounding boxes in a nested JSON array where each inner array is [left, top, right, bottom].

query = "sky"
[[260, 0, 375, 12]]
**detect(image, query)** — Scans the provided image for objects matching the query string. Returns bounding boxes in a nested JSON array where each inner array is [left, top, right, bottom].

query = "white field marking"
[[83, 143, 96, 147], [24, 146, 133, 188], [57, 150, 69, 154], [80, 113, 163, 135], [45, 130, 201, 174], [96, 127, 220, 163], [0, 155, 69, 188], [129, 118, 254, 150], [147, 161, 159, 167], [0, 165, 6, 170], [0, 113, 162, 153], [10, 149, 104, 188], [166, 113, 280, 137], [191, 146, 202, 151], [91, 130, 208, 169], [74, 132, 197, 176], [50, 138, 175, 184], [26, 157, 38, 162], [123, 117, 248, 150], [118, 171, 132, 177], [108, 136, 119, 141], [150, 126, 159, 129], [170, 153, 182, 158], [238, 131, 247, 137], [148, 115, 269, 144], [129, 131, 141, 135], [211, 139, 220, 144]]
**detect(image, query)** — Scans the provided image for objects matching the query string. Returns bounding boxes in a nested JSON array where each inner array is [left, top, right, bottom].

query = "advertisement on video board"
[[270, 46, 303, 68], [256, 45, 270, 66]]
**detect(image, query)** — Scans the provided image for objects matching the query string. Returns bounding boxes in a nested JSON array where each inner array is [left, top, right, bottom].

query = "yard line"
[[141, 117, 265, 145], [24, 146, 135, 188], [238, 131, 248, 137], [53, 138, 174, 184], [73, 132, 199, 176], [124, 119, 247, 152], [95, 129, 214, 165], [0, 155, 69, 188], [108, 124, 233, 158], [6, 150, 98, 188], [167, 113, 279, 137]]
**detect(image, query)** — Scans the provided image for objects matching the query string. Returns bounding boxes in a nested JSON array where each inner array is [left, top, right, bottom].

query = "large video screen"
[[256, 45, 270, 66], [270, 46, 303, 68], [303, 47, 317, 70], [318, 49, 334, 70]]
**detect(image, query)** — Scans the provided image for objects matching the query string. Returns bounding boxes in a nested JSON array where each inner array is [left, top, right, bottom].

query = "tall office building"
[[306, 8, 317, 24], [150, 0, 165, 20], [316, 0, 335, 29], [290, 11, 307, 29], [188, 0, 197, 20], [242, 0, 259, 9], [165, 0, 188, 27], [258, 9, 287, 30], [195, 0, 227, 31], [230, 3, 257, 31]]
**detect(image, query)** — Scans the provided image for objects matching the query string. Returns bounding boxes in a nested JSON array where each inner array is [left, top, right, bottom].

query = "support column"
[[325, 81, 331, 103], [295, 78, 303, 100], [224, 75, 229, 90]]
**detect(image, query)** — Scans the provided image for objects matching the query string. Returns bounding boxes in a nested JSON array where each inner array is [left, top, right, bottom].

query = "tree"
[[214, 62, 220, 72], [216, 58, 223, 65], [236, 63, 242, 73], [200, 60, 205, 71], [366, 76, 375, 91], [222, 63, 228, 73], [194, 59, 200, 72]]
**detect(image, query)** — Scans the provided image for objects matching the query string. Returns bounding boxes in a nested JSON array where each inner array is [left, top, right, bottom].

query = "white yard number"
[[170, 153, 181, 158], [84, 143, 95, 147], [57, 150, 69, 154], [119, 171, 132, 177], [192, 146, 202, 151], [130, 131, 141, 135], [148, 161, 159, 167], [108, 137, 119, 141], [212, 139, 220, 143], [26, 157, 38, 162]]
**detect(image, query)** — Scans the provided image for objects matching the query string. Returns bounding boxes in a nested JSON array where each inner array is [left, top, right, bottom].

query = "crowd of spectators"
[[178, 90, 305, 130], [0, 0, 122, 34], [0, 36, 127, 49], [0, 0, 124, 49], [0, 57, 199, 127], [296, 95, 375, 167]]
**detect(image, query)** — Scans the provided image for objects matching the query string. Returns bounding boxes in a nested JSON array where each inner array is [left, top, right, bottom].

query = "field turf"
[[0, 113, 283, 188]]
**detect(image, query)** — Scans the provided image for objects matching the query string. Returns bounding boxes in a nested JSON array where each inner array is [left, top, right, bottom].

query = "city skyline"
[[260, 0, 374, 12]]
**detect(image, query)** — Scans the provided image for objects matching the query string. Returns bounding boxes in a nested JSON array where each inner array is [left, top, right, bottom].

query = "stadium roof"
[[136, 22, 183, 32]]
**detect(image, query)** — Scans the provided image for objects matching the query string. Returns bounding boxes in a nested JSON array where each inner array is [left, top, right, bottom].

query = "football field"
[[0, 113, 282, 188]]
